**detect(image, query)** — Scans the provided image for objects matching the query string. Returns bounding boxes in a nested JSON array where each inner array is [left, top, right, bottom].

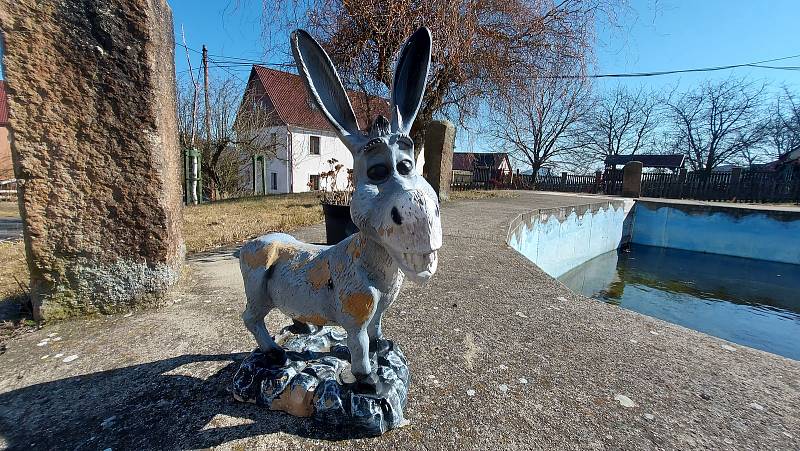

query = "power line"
[[176, 41, 800, 79]]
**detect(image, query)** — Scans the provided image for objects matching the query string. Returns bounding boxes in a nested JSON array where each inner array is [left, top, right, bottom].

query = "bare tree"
[[579, 86, 659, 159], [491, 62, 591, 179], [177, 75, 280, 198], [260, 0, 619, 151], [664, 78, 767, 175], [767, 86, 800, 159]]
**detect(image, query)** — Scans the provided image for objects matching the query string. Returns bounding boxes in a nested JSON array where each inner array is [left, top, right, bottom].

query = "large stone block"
[[0, 0, 184, 319], [423, 120, 455, 201], [622, 161, 643, 198]]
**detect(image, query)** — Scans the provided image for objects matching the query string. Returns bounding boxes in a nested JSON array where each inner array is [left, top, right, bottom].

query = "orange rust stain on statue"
[[270, 383, 315, 417], [307, 259, 331, 290], [341, 291, 374, 324], [295, 313, 328, 326], [243, 243, 298, 269], [335, 261, 345, 274], [346, 236, 362, 259]]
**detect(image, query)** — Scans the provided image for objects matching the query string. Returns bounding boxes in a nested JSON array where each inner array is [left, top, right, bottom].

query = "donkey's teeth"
[[399, 250, 437, 273]]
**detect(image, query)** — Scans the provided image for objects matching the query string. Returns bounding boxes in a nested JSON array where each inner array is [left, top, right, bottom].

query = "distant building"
[[604, 154, 685, 172], [451, 151, 512, 184], [235, 66, 388, 194], [0, 80, 11, 180], [762, 146, 800, 173]]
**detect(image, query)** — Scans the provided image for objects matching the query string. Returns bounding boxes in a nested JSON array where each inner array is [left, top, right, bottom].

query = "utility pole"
[[202, 44, 214, 200]]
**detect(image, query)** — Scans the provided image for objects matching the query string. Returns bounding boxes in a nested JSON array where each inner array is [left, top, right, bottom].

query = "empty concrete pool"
[[508, 199, 800, 360]]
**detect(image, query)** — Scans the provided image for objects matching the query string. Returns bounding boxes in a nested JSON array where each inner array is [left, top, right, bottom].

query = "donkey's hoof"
[[261, 347, 288, 367], [352, 372, 379, 394]]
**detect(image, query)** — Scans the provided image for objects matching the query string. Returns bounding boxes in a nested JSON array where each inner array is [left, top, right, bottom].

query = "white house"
[[237, 65, 389, 194]]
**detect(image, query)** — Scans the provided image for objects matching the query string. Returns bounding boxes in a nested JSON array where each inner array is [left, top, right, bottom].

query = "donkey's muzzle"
[[378, 188, 442, 283], [378, 189, 442, 253]]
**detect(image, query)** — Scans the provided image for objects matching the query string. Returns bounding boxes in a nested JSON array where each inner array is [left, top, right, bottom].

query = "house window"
[[309, 174, 320, 191], [270, 172, 278, 191], [310, 136, 321, 155]]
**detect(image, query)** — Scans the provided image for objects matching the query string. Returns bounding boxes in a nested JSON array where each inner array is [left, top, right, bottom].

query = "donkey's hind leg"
[[242, 298, 286, 365]]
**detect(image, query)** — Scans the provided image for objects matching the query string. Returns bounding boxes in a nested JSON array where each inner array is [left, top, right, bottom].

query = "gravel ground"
[[0, 191, 797, 450]]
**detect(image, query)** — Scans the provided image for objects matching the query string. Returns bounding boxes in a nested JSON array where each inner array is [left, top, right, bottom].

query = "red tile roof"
[[0, 81, 8, 126], [251, 65, 389, 132]]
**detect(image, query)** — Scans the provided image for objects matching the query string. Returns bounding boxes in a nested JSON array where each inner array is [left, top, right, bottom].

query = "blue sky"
[[169, 0, 800, 154], [595, 0, 800, 93], [4, 1, 797, 151], [170, 0, 800, 91]]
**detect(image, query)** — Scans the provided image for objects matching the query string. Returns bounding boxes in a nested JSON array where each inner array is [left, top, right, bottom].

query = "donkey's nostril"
[[397, 159, 413, 175], [391, 207, 403, 225]]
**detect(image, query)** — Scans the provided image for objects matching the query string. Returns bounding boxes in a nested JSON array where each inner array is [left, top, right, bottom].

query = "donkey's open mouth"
[[391, 249, 439, 283]]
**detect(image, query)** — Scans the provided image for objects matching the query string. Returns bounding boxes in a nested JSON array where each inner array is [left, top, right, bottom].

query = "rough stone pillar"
[[622, 161, 643, 198], [423, 120, 455, 201], [729, 166, 743, 199], [0, 0, 184, 320], [676, 168, 688, 198]]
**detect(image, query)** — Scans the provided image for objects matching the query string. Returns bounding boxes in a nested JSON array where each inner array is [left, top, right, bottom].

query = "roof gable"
[[250, 66, 389, 132]]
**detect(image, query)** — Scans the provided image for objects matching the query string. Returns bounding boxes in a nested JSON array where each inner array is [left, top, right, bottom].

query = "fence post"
[[561, 172, 567, 191], [622, 161, 643, 198], [729, 166, 742, 200]]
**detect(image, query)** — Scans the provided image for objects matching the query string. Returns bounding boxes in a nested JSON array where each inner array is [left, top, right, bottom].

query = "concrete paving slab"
[[0, 191, 797, 450]]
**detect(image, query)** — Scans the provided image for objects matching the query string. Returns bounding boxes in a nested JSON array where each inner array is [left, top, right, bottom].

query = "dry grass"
[[0, 202, 20, 218], [449, 190, 520, 200], [183, 193, 323, 253], [0, 193, 324, 328], [0, 240, 33, 339], [0, 241, 27, 300]]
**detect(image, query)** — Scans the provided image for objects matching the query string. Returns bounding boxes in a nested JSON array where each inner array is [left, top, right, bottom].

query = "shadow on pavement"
[[0, 353, 368, 449]]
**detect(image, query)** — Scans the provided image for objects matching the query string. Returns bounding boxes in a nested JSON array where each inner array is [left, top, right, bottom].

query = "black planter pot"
[[322, 203, 359, 245]]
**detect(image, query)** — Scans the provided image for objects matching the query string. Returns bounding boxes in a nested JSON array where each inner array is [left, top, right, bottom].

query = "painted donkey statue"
[[239, 27, 442, 389]]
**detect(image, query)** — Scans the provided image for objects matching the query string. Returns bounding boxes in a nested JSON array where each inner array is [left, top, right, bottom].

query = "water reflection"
[[558, 244, 800, 360]]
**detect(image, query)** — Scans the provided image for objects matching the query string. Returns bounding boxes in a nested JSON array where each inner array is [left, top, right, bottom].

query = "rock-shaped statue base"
[[231, 326, 410, 437]]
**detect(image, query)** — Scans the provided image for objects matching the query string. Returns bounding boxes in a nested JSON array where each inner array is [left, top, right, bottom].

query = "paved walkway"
[[0, 192, 797, 450], [0, 217, 22, 242]]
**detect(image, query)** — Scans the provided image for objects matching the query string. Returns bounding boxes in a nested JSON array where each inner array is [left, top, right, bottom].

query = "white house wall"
[[240, 125, 291, 194], [288, 127, 353, 193]]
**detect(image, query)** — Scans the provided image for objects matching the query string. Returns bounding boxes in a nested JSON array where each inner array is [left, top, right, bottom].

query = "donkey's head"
[[292, 27, 441, 284]]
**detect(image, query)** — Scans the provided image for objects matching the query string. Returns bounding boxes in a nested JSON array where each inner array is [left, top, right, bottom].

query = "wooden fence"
[[0, 179, 17, 202], [641, 169, 800, 203], [450, 167, 800, 203]]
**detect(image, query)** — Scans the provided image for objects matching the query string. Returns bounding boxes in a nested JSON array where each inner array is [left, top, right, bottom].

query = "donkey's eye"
[[396, 159, 413, 176], [397, 136, 414, 150], [367, 164, 391, 182]]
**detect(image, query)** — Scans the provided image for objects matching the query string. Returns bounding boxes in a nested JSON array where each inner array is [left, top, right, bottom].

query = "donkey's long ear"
[[291, 30, 363, 148], [390, 27, 432, 134]]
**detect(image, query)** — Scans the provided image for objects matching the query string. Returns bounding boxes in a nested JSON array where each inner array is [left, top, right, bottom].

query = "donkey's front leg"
[[367, 310, 392, 353], [347, 328, 378, 390]]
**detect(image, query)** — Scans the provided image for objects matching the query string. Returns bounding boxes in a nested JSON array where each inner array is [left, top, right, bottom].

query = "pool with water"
[[558, 244, 800, 360]]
